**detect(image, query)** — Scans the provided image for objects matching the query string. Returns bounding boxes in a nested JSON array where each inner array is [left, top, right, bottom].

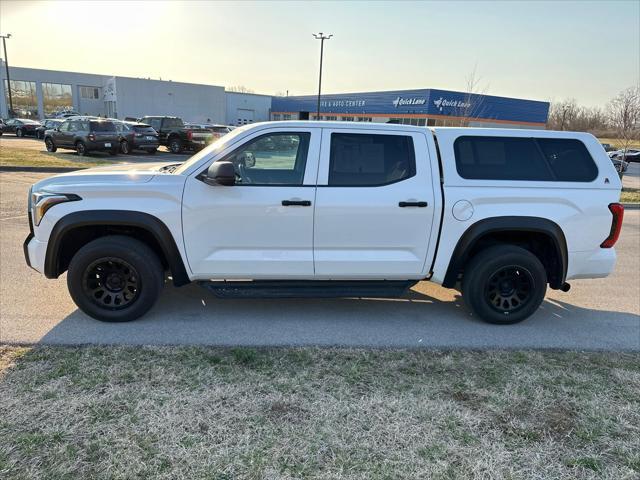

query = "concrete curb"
[[0, 165, 87, 173]]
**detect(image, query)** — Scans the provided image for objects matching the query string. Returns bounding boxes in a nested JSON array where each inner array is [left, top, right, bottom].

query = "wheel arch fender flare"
[[44, 210, 190, 286], [442, 216, 568, 289]]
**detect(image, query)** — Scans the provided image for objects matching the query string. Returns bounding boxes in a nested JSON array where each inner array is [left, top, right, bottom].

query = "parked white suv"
[[24, 122, 624, 324]]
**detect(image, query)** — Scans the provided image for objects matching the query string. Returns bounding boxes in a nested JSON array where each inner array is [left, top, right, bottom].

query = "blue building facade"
[[271, 88, 549, 129]]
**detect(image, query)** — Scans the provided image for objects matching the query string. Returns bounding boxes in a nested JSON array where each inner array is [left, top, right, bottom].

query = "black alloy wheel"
[[83, 257, 141, 309], [484, 265, 534, 314]]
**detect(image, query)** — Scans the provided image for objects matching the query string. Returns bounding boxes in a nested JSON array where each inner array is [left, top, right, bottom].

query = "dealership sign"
[[320, 99, 366, 108], [392, 96, 426, 108], [433, 97, 471, 112]]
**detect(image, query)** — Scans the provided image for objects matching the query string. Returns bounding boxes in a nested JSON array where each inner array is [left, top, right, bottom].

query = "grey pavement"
[[1, 171, 639, 350]]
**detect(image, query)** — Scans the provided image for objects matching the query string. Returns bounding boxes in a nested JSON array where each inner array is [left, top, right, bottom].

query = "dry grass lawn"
[[621, 188, 640, 203], [1, 346, 639, 479], [0, 144, 112, 168]]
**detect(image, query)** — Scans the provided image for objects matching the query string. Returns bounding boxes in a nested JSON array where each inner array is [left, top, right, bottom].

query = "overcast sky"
[[1, 0, 638, 106]]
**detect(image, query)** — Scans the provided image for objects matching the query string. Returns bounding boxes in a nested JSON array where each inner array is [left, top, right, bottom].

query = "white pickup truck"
[[24, 122, 624, 324]]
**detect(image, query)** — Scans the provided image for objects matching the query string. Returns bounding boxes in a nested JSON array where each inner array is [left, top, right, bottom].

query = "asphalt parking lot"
[[1, 171, 639, 350]]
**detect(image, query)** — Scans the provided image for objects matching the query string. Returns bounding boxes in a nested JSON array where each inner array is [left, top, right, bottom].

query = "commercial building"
[[1, 62, 549, 129], [271, 88, 550, 129], [0, 61, 269, 125]]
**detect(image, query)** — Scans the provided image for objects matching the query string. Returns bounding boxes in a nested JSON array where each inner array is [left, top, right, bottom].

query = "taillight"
[[88, 133, 96, 141], [601, 203, 624, 248], [186, 130, 193, 141]]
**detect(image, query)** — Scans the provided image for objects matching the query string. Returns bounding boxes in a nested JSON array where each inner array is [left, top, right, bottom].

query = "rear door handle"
[[399, 201, 428, 207], [282, 200, 312, 206]]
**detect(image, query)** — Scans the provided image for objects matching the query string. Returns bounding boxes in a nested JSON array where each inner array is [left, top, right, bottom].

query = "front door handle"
[[399, 201, 428, 207], [282, 200, 312, 206]]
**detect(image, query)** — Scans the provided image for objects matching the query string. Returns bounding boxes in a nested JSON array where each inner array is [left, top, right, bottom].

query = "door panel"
[[182, 128, 321, 278], [313, 128, 437, 278]]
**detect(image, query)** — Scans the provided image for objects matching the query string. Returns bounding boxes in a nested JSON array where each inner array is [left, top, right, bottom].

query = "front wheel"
[[45, 137, 57, 152], [67, 236, 164, 322], [462, 245, 547, 324]]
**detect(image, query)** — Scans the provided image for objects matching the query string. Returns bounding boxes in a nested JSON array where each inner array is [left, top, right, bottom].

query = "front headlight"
[[31, 190, 81, 226]]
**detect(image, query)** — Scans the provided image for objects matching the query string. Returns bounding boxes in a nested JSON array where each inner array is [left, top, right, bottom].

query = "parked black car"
[[36, 119, 64, 139], [614, 149, 640, 163], [3, 118, 41, 137], [139, 116, 213, 153], [113, 120, 159, 154], [44, 117, 119, 156], [0, 119, 4, 136]]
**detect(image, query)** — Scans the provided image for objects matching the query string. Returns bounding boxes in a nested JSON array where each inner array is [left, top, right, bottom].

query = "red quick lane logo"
[[392, 97, 427, 108], [433, 97, 472, 112]]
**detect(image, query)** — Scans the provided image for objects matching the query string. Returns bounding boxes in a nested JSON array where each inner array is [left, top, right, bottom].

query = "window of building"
[[324, 115, 337, 121], [272, 114, 281, 121], [356, 117, 372, 122], [426, 119, 436, 126], [219, 132, 311, 185], [453, 136, 597, 182], [4, 80, 38, 118], [42, 83, 73, 116], [342, 116, 354, 122], [329, 133, 416, 186], [417, 119, 426, 126], [282, 114, 292, 120], [80, 86, 100, 99]]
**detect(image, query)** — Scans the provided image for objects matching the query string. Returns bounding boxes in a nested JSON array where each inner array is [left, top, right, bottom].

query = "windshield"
[[173, 125, 251, 175]]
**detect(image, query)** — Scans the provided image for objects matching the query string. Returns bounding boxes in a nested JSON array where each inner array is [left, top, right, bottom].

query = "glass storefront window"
[[42, 83, 73, 117], [4, 80, 38, 118]]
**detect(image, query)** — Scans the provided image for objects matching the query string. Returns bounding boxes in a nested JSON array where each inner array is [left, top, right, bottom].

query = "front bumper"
[[24, 234, 47, 274]]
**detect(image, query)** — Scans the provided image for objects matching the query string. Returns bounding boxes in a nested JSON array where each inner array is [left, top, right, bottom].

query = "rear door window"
[[454, 136, 597, 182], [328, 133, 416, 186]]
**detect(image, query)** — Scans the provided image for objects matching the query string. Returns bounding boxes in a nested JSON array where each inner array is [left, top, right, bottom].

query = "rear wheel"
[[169, 137, 183, 154], [462, 245, 547, 324], [45, 137, 57, 152], [67, 236, 164, 322], [76, 141, 87, 156], [120, 139, 131, 154], [16, 128, 23, 137]]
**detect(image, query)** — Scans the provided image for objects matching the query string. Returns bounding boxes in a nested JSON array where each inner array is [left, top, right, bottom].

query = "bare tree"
[[226, 85, 255, 94], [607, 86, 640, 159], [453, 65, 490, 127]]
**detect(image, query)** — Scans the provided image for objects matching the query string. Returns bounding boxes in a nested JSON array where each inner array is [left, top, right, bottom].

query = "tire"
[[146, 148, 157, 155], [462, 245, 547, 325], [67, 235, 164, 322], [120, 139, 131, 154], [16, 128, 23, 137], [45, 137, 57, 152], [76, 141, 87, 156], [169, 137, 183, 154]]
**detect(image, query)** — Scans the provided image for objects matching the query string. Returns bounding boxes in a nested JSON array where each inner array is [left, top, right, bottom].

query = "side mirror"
[[204, 161, 235, 186]]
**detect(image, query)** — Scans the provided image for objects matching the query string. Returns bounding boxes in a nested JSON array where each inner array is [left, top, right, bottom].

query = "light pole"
[[313, 32, 332, 120], [1, 33, 13, 117]]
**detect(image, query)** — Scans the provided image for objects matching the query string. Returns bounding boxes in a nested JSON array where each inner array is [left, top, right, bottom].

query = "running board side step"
[[197, 280, 417, 299]]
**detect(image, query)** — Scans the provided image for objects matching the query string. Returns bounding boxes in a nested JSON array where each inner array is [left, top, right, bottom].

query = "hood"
[[32, 162, 179, 191]]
